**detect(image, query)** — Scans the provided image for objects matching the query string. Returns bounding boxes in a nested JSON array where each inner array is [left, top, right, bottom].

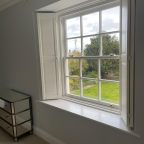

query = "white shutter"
[[121, 0, 128, 125], [127, 0, 135, 129], [37, 13, 59, 100], [121, 0, 135, 128]]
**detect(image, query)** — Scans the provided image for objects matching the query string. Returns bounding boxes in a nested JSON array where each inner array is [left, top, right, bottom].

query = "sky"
[[65, 6, 120, 53]]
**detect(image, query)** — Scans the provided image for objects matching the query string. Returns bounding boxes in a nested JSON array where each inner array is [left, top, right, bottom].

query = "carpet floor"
[[0, 128, 49, 144]]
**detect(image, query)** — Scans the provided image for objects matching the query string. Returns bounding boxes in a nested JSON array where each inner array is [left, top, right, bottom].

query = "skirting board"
[[34, 126, 66, 144]]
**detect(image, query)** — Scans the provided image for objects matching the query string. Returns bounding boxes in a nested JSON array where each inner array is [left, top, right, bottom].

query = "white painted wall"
[[0, 0, 143, 144]]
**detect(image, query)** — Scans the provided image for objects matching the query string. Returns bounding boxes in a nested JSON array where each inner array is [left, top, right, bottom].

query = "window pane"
[[101, 81, 120, 104], [82, 59, 98, 78], [83, 79, 98, 99], [82, 12, 99, 36], [101, 59, 119, 81], [66, 77, 80, 96], [66, 59, 79, 76], [66, 17, 80, 38], [83, 36, 100, 56], [67, 38, 81, 56], [102, 6, 120, 32], [102, 33, 120, 56]]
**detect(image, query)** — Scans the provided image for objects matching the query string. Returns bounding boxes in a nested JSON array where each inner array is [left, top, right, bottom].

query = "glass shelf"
[[0, 89, 30, 103], [0, 89, 33, 141]]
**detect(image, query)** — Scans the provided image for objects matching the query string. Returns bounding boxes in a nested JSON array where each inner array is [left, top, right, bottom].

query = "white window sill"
[[40, 99, 139, 137]]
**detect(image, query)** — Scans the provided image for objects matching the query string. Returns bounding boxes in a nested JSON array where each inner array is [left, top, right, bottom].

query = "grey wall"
[[0, 0, 143, 144]]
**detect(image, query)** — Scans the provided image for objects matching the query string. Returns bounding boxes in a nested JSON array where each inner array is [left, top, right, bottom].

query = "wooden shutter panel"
[[121, 0, 135, 128], [37, 13, 59, 100]]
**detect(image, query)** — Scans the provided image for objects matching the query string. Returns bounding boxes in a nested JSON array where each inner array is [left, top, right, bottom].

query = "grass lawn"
[[71, 82, 120, 104]]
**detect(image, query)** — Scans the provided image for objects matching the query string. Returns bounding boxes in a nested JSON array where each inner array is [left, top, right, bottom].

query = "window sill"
[[40, 99, 139, 137]]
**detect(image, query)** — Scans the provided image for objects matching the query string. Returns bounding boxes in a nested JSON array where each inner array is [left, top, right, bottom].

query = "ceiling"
[[38, 0, 89, 12], [0, 0, 22, 11]]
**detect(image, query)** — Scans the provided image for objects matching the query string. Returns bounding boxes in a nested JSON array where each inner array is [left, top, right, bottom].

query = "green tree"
[[69, 50, 88, 76], [84, 35, 119, 80]]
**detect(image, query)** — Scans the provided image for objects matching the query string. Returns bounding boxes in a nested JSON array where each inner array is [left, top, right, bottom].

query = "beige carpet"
[[0, 128, 49, 144]]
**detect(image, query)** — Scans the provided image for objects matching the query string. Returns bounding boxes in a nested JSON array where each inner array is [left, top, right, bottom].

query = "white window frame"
[[37, 0, 135, 128], [59, 1, 121, 112]]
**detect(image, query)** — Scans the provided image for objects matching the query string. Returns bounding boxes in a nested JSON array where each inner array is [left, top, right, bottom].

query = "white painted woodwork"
[[37, 13, 59, 100]]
